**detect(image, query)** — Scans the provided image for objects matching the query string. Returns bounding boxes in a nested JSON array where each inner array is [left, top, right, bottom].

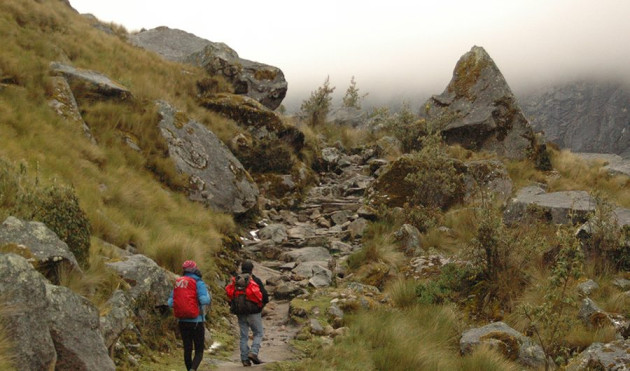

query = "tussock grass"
[[347, 222, 405, 271], [387, 278, 418, 309], [297, 305, 520, 371], [459, 346, 520, 371], [0, 0, 236, 305], [549, 150, 630, 207]]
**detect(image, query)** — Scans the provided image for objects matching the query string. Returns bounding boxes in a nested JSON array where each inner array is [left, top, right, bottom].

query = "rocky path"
[[211, 148, 383, 370]]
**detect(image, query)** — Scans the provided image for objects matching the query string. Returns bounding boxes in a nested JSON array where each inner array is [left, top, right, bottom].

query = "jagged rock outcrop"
[[423, 46, 535, 159], [575, 153, 630, 177], [0, 216, 81, 282], [329, 107, 366, 127], [0, 254, 57, 371], [521, 81, 630, 155], [46, 284, 115, 371], [49, 61, 131, 100], [49, 76, 95, 141], [460, 322, 546, 368], [157, 101, 259, 214], [100, 290, 135, 349], [129, 27, 287, 109], [199, 93, 304, 152], [503, 186, 595, 225]]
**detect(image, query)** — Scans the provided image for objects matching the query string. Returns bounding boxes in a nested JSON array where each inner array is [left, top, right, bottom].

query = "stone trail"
[[211, 147, 383, 370]]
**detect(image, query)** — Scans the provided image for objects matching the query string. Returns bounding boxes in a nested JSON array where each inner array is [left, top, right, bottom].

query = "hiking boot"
[[248, 353, 262, 364], [242, 359, 252, 367]]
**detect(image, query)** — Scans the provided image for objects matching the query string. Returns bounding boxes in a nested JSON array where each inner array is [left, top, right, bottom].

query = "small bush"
[[237, 138, 295, 174]]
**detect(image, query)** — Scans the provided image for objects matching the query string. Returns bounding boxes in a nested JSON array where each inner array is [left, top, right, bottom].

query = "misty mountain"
[[519, 80, 630, 156]]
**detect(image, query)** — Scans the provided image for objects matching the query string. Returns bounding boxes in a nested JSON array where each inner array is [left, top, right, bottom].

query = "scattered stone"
[[460, 322, 545, 368], [566, 339, 630, 371], [577, 279, 600, 296], [347, 218, 368, 239], [258, 224, 288, 244], [281, 247, 331, 263], [578, 298, 612, 328], [612, 277, 630, 291], [309, 318, 325, 336], [394, 224, 423, 257], [274, 282, 302, 300]]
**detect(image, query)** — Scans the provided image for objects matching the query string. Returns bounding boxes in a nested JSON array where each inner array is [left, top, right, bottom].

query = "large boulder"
[[0, 254, 57, 370], [129, 27, 287, 109], [281, 246, 331, 263], [157, 101, 259, 214], [423, 46, 535, 160], [566, 339, 630, 370], [0, 216, 81, 282], [460, 321, 545, 368], [46, 284, 115, 371], [521, 81, 630, 155], [48, 76, 94, 141], [329, 106, 366, 127], [503, 186, 595, 225], [105, 254, 176, 305], [50, 61, 131, 100], [199, 93, 303, 152]]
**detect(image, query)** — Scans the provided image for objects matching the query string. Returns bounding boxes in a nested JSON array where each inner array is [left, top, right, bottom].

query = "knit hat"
[[182, 260, 197, 270], [241, 260, 254, 273]]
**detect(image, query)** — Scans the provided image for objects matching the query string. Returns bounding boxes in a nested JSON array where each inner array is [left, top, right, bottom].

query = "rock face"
[[423, 46, 535, 159], [460, 321, 546, 368], [0, 254, 57, 371], [46, 284, 115, 371], [129, 27, 287, 110], [157, 101, 259, 214], [199, 93, 304, 152], [521, 81, 630, 155], [0, 216, 81, 282]]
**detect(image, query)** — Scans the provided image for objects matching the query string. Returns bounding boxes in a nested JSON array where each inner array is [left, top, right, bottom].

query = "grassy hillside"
[[0, 0, 245, 302]]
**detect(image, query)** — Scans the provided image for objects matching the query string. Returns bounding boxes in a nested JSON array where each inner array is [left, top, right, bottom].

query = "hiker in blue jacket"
[[168, 260, 211, 371]]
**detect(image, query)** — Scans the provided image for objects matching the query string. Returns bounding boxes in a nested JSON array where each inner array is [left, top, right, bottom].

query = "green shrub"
[[237, 138, 295, 174], [416, 263, 478, 305], [405, 133, 466, 210], [20, 185, 92, 267]]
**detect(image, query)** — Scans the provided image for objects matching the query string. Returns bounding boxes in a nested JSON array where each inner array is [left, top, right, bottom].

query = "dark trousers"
[[179, 321, 205, 370]]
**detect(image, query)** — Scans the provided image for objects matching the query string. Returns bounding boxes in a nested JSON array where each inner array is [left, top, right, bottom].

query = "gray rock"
[[330, 240, 353, 254], [129, 27, 287, 109], [612, 277, 630, 290], [273, 282, 302, 300], [566, 339, 630, 371], [357, 205, 378, 221], [321, 147, 342, 168], [50, 61, 131, 100], [521, 81, 630, 155], [460, 322, 545, 368], [503, 186, 595, 225], [422, 46, 535, 160], [48, 76, 94, 142], [286, 225, 316, 240], [309, 318, 325, 336], [282, 247, 331, 263], [575, 153, 630, 178], [329, 106, 366, 127], [105, 254, 176, 304], [331, 210, 352, 226], [375, 136, 402, 157], [308, 264, 333, 288], [292, 261, 331, 279], [394, 224, 423, 256], [0, 254, 56, 371], [258, 224, 288, 244], [46, 284, 115, 371], [578, 298, 611, 328], [347, 218, 368, 239], [157, 101, 259, 214], [0, 216, 81, 282], [99, 290, 135, 348], [577, 279, 600, 296]]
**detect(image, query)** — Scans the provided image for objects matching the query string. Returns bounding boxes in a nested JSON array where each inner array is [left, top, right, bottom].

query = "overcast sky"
[[69, 0, 630, 110]]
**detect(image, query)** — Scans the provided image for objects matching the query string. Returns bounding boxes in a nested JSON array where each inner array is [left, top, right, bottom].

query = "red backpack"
[[225, 273, 263, 315], [173, 276, 199, 319]]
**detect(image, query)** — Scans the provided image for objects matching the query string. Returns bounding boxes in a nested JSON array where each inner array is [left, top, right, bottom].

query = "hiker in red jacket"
[[225, 260, 269, 367], [168, 260, 211, 371]]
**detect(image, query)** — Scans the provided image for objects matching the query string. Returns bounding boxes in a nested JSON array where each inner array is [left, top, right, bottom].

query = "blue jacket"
[[168, 272, 211, 322]]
